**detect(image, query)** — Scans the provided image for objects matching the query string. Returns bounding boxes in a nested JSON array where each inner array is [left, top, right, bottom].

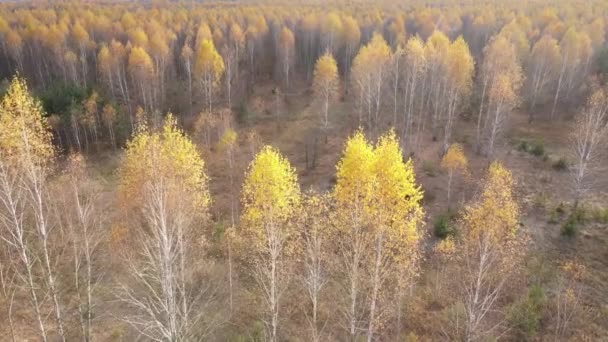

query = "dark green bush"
[[38, 81, 89, 117], [508, 284, 546, 340], [516, 140, 530, 152], [561, 216, 577, 237], [434, 212, 455, 239]]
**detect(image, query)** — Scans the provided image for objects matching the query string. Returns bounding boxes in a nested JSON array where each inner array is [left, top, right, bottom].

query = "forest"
[[0, 0, 607, 341]]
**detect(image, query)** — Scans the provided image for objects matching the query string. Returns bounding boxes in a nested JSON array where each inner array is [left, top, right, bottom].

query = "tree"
[[0, 76, 64, 342], [477, 35, 522, 147], [457, 162, 525, 341], [441, 143, 469, 208], [341, 15, 361, 76], [240, 146, 300, 342], [117, 114, 216, 340], [298, 192, 331, 342], [485, 72, 521, 156], [570, 87, 608, 207], [366, 130, 423, 342], [194, 39, 225, 113], [181, 40, 194, 116], [278, 27, 295, 88], [352, 33, 391, 127], [128, 46, 155, 112], [313, 52, 339, 128], [526, 35, 560, 120], [101, 103, 117, 149], [443, 36, 474, 153], [402, 36, 427, 150], [333, 130, 375, 339], [61, 154, 104, 342]]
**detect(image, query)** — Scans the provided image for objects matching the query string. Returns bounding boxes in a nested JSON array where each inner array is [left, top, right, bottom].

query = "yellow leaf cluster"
[[241, 146, 300, 244], [194, 39, 225, 83], [118, 114, 210, 214], [462, 161, 518, 244], [352, 32, 391, 81], [0, 75, 54, 168], [441, 143, 468, 175], [334, 129, 424, 249], [313, 53, 338, 93]]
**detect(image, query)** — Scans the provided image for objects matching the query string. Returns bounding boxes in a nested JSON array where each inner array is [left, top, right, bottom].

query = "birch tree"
[[313, 52, 339, 128], [117, 115, 216, 340], [241, 146, 300, 342], [570, 87, 608, 207]]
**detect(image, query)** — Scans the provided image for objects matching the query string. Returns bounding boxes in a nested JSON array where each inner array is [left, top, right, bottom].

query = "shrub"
[[434, 211, 456, 239], [552, 157, 568, 171], [530, 142, 545, 157], [561, 216, 577, 237], [434, 215, 450, 238], [516, 140, 530, 153], [508, 284, 546, 340]]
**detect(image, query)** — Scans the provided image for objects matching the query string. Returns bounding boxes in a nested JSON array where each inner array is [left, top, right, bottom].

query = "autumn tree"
[[128, 46, 155, 112], [443, 36, 474, 153], [313, 52, 339, 128], [402, 36, 427, 150], [298, 192, 331, 342], [526, 35, 561, 120], [485, 72, 522, 156], [570, 87, 608, 207], [278, 27, 295, 88], [441, 143, 469, 208], [455, 162, 526, 341], [0, 76, 65, 341], [352, 33, 391, 128], [117, 115, 217, 340], [366, 130, 423, 342], [333, 130, 375, 339], [194, 39, 225, 113], [477, 35, 522, 147], [241, 146, 300, 342], [551, 28, 592, 118], [101, 103, 117, 149]]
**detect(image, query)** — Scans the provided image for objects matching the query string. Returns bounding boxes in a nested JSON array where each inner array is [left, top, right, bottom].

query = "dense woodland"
[[0, 0, 608, 341]]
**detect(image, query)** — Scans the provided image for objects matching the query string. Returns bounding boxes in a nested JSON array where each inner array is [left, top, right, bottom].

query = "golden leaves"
[[241, 146, 300, 246], [462, 161, 519, 243], [334, 129, 424, 248], [0, 75, 54, 168], [194, 39, 225, 83], [118, 114, 210, 214], [441, 143, 468, 175]]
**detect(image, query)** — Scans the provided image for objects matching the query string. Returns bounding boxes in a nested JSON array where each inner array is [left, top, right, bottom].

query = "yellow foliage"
[[352, 32, 391, 78], [0, 75, 54, 168], [218, 127, 237, 151], [462, 161, 518, 243], [128, 46, 154, 78], [118, 114, 210, 214], [333, 130, 376, 215], [241, 146, 300, 245], [194, 39, 225, 83], [441, 143, 468, 175], [372, 130, 424, 245]]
